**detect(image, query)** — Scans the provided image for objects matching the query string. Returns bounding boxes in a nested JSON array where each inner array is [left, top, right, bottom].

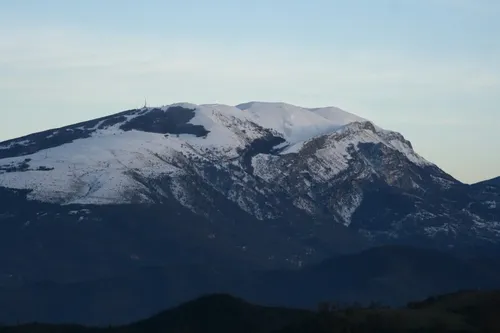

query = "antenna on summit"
[[143, 98, 148, 109]]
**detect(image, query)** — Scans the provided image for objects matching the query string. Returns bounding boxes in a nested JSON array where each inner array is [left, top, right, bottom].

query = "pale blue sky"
[[0, 0, 499, 183]]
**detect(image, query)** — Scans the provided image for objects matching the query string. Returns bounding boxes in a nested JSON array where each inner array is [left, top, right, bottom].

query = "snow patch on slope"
[[310, 106, 367, 126], [0, 140, 32, 150], [336, 189, 364, 226], [486, 201, 497, 209], [387, 139, 431, 167], [0, 131, 188, 204], [237, 102, 351, 144], [431, 175, 455, 189], [292, 197, 317, 214]]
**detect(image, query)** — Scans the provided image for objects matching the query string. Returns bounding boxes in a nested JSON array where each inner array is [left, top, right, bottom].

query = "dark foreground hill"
[[1, 246, 500, 326], [2, 291, 500, 333]]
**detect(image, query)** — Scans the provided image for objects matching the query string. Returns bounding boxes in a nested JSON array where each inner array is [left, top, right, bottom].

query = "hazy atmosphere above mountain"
[[1, 0, 498, 182]]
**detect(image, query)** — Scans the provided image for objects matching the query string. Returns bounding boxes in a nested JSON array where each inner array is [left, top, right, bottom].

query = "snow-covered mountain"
[[0, 102, 499, 282], [0, 102, 429, 207]]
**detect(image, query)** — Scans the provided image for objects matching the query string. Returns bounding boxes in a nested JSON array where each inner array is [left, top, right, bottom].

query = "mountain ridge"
[[0, 102, 435, 206], [474, 176, 500, 186]]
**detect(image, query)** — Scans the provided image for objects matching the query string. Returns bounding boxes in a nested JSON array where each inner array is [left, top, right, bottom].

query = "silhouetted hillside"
[[2, 291, 500, 333]]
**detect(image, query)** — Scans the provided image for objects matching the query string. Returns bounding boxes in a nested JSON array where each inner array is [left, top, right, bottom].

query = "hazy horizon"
[[1, 0, 498, 183]]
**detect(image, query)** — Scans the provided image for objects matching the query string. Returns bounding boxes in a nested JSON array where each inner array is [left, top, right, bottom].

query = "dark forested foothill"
[[1, 291, 500, 333]]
